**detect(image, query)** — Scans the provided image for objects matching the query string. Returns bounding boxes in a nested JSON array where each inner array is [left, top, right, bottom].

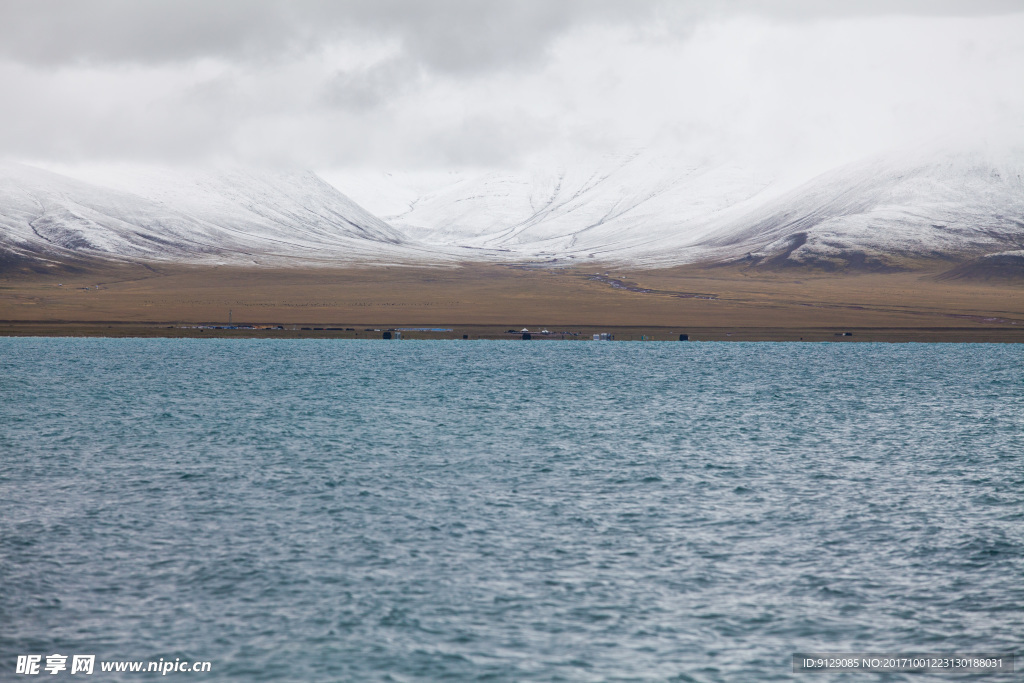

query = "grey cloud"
[[0, 0, 297, 65], [322, 58, 422, 111], [732, 0, 1024, 21], [0, 0, 660, 73], [6, 0, 1017, 74], [380, 1, 638, 75]]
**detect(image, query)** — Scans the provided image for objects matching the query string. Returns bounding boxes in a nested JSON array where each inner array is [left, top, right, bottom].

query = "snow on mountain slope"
[[696, 145, 1024, 270], [0, 162, 245, 262], [329, 144, 1023, 270], [63, 165, 404, 247], [374, 149, 782, 263], [4, 143, 1022, 272], [0, 162, 450, 267]]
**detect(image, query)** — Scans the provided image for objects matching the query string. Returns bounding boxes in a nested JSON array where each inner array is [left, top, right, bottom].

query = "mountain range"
[[2, 143, 1022, 277]]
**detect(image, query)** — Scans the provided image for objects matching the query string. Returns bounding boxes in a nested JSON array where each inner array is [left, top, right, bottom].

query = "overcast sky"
[[2, 0, 1023, 174]]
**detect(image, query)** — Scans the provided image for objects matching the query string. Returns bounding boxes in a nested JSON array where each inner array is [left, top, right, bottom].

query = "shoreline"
[[2, 322, 1022, 343]]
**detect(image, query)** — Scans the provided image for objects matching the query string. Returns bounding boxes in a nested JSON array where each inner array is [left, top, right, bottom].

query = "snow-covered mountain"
[[333, 144, 1024, 271], [0, 162, 448, 268], [697, 146, 1024, 271], [344, 149, 783, 263], [2, 143, 1022, 274]]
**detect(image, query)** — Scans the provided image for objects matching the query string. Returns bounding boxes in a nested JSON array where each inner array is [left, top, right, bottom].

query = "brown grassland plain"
[[1, 260, 1022, 342]]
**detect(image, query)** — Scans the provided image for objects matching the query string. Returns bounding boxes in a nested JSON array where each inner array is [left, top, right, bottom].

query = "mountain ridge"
[[2, 144, 1022, 278], [0, 162, 455, 270]]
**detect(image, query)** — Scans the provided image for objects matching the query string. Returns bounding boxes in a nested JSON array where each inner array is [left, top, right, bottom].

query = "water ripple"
[[1, 339, 1022, 681]]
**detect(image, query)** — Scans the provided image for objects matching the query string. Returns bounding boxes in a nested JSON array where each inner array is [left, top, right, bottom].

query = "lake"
[[2, 339, 1022, 681]]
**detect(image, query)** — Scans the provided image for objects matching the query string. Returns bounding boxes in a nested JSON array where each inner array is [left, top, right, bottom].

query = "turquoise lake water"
[[2, 339, 1022, 681]]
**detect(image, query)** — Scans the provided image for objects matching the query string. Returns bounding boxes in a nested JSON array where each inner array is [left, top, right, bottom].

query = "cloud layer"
[[2, 0, 1023, 172]]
